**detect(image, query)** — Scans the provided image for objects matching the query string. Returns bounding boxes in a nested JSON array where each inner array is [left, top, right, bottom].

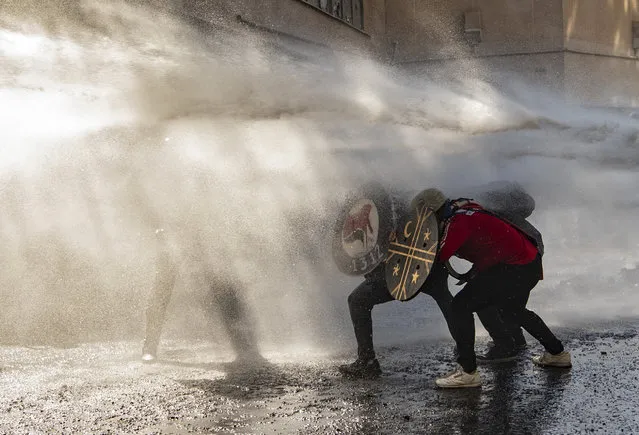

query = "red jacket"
[[438, 202, 538, 272]]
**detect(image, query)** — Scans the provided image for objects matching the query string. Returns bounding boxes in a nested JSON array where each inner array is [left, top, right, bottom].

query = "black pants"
[[453, 255, 564, 373], [347, 263, 523, 360]]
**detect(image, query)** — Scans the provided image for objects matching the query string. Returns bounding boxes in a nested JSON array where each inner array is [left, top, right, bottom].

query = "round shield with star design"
[[331, 182, 402, 276], [384, 204, 439, 301]]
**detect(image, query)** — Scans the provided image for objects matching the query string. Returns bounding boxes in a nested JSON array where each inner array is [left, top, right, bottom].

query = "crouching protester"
[[338, 259, 453, 378], [411, 189, 572, 389], [339, 242, 527, 379]]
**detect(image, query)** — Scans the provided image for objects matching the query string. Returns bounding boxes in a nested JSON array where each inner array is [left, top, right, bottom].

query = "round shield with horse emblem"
[[331, 182, 403, 276], [384, 204, 439, 301]]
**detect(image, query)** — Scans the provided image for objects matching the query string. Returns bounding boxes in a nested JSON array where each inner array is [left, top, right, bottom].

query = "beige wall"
[[565, 52, 639, 106], [392, 1, 639, 107], [386, 0, 472, 62], [403, 52, 565, 94], [158, 0, 639, 107], [474, 0, 564, 55], [405, 50, 639, 108], [562, 1, 639, 106], [367, 0, 388, 55], [390, 1, 639, 61], [564, 0, 639, 58], [179, 0, 388, 57], [386, 0, 564, 63]]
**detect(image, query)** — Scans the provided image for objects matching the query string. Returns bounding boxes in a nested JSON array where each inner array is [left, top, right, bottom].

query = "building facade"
[[178, 0, 388, 55], [389, 0, 639, 106], [173, 0, 639, 107]]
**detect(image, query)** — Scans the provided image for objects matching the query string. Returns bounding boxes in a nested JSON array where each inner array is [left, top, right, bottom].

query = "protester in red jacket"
[[412, 189, 572, 389]]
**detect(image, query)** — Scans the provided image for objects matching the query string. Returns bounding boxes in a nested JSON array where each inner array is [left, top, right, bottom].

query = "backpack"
[[449, 181, 545, 256]]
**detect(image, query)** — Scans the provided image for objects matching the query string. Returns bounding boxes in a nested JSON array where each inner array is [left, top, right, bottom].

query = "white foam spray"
[[1, 1, 638, 356]]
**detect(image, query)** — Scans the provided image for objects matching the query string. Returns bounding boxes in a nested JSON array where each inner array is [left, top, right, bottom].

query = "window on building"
[[464, 10, 482, 46], [299, 0, 364, 31], [633, 21, 639, 55]]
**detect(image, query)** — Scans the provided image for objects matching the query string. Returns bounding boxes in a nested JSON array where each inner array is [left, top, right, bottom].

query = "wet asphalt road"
[[1, 320, 638, 434]]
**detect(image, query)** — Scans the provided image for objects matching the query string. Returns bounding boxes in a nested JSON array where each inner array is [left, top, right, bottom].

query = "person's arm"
[[437, 215, 472, 263]]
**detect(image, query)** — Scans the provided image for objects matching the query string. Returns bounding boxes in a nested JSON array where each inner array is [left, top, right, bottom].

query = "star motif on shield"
[[423, 228, 431, 241], [384, 205, 438, 302], [411, 270, 420, 283], [393, 264, 400, 276]]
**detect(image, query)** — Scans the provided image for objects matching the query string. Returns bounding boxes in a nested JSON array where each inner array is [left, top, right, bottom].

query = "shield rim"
[[331, 182, 395, 276]]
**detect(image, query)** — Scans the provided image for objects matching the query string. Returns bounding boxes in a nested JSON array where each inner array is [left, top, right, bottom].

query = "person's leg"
[[489, 258, 570, 367], [211, 278, 262, 362], [423, 263, 525, 354], [142, 242, 178, 361], [519, 308, 564, 354], [347, 278, 394, 361], [142, 281, 173, 359], [477, 306, 526, 348], [340, 275, 394, 378], [503, 302, 569, 367], [450, 276, 497, 373], [475, 305, 527, 363], [436, 265, 512, 388], [498, 288, 563, 354], [488, 259, 561, 353], [420, 262, 456, 339]]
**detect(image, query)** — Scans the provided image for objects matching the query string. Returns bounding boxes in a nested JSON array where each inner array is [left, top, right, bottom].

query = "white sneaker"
[[532, 351, 572, 368], [435, 365, 481, 388]]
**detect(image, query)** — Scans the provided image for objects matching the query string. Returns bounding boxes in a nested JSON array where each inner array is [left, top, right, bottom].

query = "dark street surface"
[[1, 319, 638, 434]]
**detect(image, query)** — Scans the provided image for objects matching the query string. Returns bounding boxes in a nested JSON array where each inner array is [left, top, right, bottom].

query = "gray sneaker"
[[532, 351, 572, 368]]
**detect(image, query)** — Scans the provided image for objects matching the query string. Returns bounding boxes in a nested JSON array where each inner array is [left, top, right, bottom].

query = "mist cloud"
[[1, 1, 638, 354]]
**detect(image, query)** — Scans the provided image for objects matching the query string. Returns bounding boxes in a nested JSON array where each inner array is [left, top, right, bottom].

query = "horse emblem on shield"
[[331, 182, 399, 276], [341, 200, 379, 257]]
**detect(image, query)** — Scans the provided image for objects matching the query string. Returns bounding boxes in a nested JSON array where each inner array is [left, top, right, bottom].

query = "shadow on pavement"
[[439, 362, 572, 434], [168, 358, 297, 400], [149, 321, 639, 433]]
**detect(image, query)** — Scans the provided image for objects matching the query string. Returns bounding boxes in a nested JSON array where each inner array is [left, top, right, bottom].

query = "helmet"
[[411, 188, 447, 212]]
